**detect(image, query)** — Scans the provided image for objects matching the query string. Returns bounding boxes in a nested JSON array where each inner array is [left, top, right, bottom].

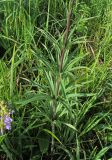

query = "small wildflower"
[[0, 100, 13, 134], [4, 115, 12, 130]]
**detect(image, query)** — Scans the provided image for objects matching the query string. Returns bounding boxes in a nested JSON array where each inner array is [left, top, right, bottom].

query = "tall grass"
[[0, 0, 112, 159]]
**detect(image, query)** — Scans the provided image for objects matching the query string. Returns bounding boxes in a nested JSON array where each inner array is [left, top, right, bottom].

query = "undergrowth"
[[0, 0, 112, 160]]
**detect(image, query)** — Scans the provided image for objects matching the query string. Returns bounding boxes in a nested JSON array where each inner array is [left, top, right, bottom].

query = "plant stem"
[[51, 0, 74, 157]]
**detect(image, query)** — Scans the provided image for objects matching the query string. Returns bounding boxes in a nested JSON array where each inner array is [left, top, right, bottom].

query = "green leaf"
[[0, 135, 6, 143], [94, 147, 109, 160], [22, 122, 46, 135], [38, 132, 50, 154], [79, 113, 108, 137], [43, 129, 62, 145], [44, 71, 55, 96], [67, 93, 96, 98], [1, 144, 13, 160], [15, 93, 50, 106], [89, 146, 97, 159], [63, 123, 77, 131]]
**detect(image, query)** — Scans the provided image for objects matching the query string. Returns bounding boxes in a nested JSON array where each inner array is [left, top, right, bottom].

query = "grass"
[[0, 0, 112, 159]]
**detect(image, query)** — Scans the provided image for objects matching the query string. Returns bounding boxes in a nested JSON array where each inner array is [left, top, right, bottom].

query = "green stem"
[[51, 0, 74, 157]]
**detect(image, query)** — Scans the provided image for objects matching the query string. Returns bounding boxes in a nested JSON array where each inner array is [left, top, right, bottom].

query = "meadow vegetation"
[[0, 0, 112, 159]]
